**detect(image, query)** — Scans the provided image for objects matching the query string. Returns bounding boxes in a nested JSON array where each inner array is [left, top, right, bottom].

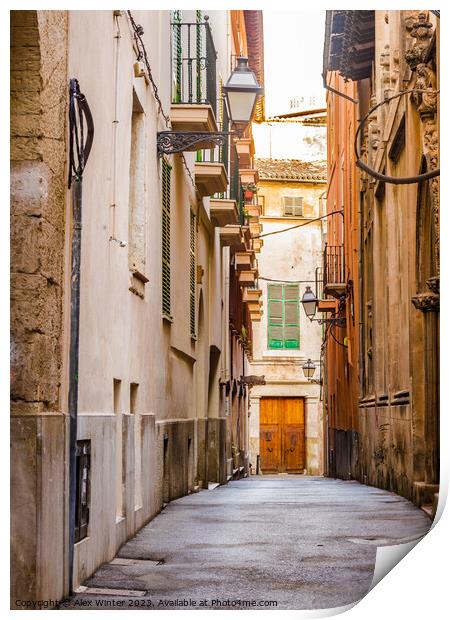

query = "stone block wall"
[[11, 10, 69, 606]]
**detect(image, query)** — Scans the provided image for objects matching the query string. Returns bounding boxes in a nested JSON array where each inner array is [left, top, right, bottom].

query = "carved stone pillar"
[[407, 12, 439, 493], [406, 11, 439, 284], [380, 44, 392, 99]]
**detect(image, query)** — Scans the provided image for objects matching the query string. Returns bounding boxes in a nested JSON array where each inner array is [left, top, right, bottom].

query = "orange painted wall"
[[324, 73, 361, 438]]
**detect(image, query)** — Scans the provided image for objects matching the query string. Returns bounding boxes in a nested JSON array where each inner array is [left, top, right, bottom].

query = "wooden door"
[[260, 398, 305, 473]]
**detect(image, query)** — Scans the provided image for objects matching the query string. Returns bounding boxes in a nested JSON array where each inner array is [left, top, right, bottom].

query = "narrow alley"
[[10, 8, 440, 613], [62, 476, 430, 610]]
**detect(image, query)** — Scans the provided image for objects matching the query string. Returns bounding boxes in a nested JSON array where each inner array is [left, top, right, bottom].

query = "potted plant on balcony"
[[243, 183, 257, 202]]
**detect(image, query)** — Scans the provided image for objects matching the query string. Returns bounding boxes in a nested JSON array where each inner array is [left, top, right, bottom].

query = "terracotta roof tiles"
[[254, 158, 327, 182]]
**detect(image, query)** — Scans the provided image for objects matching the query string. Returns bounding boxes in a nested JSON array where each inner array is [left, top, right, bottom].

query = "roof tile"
[[254, 158, 327, 182]]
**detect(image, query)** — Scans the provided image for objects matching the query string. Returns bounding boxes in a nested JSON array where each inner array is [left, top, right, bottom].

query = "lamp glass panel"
[[302, 299, 317, 319], [227, 91, 257, 123]]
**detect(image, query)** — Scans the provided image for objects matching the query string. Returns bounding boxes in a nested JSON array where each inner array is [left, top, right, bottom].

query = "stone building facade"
[[322, 10, 439, 510], [248, 157, 327, 476], [10, 9, 264, 605]]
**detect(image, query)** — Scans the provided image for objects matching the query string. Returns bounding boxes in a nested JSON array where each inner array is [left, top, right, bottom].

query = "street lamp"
[[301, 286, 318, 320], [301, 285, 346, 327], [223, 57, 264, 127], [302, 359, 316, 380], [157, 56, 263, 155]]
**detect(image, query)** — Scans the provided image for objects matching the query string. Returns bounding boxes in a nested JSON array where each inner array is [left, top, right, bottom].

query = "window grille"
[[268, 284, 300, 349], [282, 196, 303, 217], [162, 159, 172, 318], [75, 440, 91, 543]]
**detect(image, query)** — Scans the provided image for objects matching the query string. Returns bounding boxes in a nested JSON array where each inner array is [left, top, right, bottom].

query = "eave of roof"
[[323, 10, 375, 82], [244, 10, 265, 122]]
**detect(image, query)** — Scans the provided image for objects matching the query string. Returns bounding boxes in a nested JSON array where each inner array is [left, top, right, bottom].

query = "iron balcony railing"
[[198, 106, 245, 224], [231, 144, 244, 224], [196, 100, 229, 168], [171, 18, 218, 117], [315, 266, 324, 301], [323, 243, 345, 287]]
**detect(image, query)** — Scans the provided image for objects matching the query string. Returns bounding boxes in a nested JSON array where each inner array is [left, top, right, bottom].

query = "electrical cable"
[[126, 11, 198, 196], [259, 276, 318, 284], [354, 88, 440, 184], [328, 323, 347, 348], [322, 73, 358, 104], [127, 10, 170, 127], [257, 209, 343, 239]]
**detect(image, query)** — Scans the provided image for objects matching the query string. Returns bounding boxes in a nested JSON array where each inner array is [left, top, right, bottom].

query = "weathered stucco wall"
[[11, 10, 69, 606]]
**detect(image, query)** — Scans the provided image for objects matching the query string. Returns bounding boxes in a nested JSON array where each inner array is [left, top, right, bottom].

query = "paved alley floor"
[[62, 476, 431, 610]]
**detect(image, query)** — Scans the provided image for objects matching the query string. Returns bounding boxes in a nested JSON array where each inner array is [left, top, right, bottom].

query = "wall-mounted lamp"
[[157, 57, 263, 156], [302, 358, 322, 385], [301, 286, 346, 327], [222, 57, 264, 127]]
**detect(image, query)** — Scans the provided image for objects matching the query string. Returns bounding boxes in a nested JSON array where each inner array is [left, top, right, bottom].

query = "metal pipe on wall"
[[67, 78, 94, 592]]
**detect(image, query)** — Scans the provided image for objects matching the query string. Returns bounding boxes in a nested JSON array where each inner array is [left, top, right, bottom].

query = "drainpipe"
[[67, 79, 94, 593]]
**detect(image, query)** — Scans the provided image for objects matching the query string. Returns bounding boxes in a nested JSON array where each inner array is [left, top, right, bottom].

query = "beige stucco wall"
[[11, 8, 258, 602], [248, 179, 326, 475], [64, 10, 234, 586]]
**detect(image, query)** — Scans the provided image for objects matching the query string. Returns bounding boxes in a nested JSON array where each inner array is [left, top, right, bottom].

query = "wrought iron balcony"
[[171, 17, 217, 117], [323, 243, 346, 299], [194, 103, 229, 196]]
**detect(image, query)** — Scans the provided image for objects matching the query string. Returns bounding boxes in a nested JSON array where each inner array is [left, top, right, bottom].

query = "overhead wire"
[[126, 10, 198, 196], [256, 209, 343, 239]]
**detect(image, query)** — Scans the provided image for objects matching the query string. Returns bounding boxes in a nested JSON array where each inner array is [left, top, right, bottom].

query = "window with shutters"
[[189, 210, 197, 338], [282, 195, 303, 217], [267, 283, 300, 349], [162, 159, 172, 319]]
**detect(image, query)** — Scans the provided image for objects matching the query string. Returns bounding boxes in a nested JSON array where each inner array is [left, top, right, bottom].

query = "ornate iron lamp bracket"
[[314, 317, 346, 327], [157, 131, 230, 156]]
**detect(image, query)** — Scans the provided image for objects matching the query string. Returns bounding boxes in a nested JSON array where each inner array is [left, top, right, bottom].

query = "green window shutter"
[[189, 210, 196, 338], [172, 11, 182, 104], [284, 284, 299, 348], [162, 159, 172, 318], [268, 284, 300, 349], [196, 10, 203, 102], [268, 285, 283, 348]]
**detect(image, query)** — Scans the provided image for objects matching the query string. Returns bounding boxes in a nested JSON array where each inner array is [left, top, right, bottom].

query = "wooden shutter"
[[268, 284, 300, 349], [268, 284, 284, 348], [189, 210, 196, 337], [162, 159, 172, 318], [284, 285, 300, 348], [283, 196, 303, 217]]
